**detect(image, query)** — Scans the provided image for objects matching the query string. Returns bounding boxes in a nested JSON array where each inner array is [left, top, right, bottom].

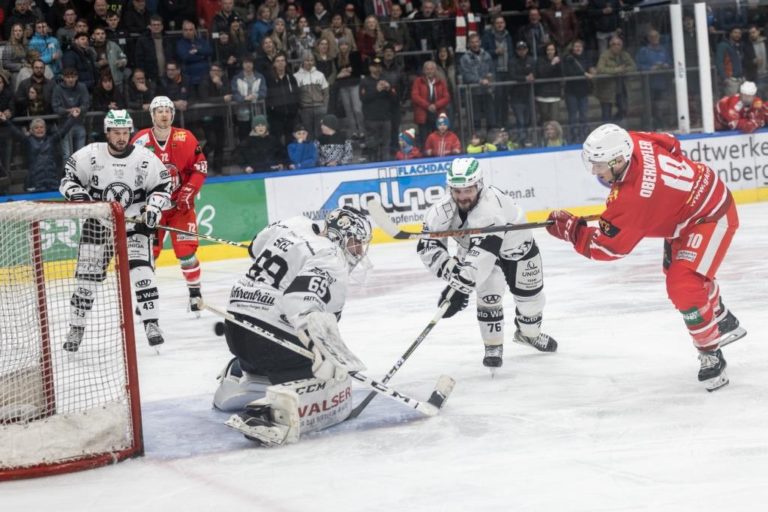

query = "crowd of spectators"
[[0, 0, 767, 192]]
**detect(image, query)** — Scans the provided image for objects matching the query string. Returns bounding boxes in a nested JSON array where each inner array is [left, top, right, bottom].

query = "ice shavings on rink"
[[3, 202, 768, 512]]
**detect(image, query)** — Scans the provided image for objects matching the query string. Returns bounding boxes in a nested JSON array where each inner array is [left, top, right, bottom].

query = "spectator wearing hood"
[[238, 115, 286, 173], [315, 114, 352, 166]]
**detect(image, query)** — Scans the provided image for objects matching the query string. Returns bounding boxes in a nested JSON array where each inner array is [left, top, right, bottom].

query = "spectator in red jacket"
[[411, 60, 451, 147], [424, 113, 461, 157], [715, 80, 768, 133]]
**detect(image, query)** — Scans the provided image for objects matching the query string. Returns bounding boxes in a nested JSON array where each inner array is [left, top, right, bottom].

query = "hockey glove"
[[134, 205, 162, 236], [438, 285, 469, 318], [176, 184, 197, 212], [67, 190, 92, 202], [546, 210, 585, 244]]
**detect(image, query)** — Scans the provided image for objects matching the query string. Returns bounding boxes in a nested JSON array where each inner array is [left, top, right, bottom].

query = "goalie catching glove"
[[296, 311, 365, 381]]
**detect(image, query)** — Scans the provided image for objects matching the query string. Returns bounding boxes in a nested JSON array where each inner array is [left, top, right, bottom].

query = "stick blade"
[[365, 199, 417, 240], [427, 374, 455, 410]]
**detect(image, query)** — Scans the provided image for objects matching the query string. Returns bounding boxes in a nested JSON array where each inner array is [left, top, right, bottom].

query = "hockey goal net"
[[0, 201, 142, 480]]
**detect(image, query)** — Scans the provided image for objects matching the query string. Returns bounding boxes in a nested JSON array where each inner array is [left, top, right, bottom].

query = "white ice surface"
[[3, 202, 768, 512]]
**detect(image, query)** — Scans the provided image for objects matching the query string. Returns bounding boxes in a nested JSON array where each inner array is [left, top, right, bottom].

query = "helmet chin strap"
[[607, 159, 629, 183]]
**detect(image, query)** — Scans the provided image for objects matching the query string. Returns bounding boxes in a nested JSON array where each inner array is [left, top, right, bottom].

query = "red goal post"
[[0, 201, 143, 480]]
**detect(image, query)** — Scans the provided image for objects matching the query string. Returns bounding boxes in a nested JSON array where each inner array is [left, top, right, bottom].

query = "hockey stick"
[[366, 199, 602, 240], [126, 216, 249, 248], [203, 303, 454, 416], [347, 289, 455, 419]]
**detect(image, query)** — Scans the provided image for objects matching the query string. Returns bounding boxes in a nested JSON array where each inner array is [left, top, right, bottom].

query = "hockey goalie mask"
[[150, 96, 176, 127], [324, 206, 373, 272]]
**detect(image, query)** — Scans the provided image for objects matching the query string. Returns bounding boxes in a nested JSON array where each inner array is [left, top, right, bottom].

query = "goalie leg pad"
[[227, 376, 353, 445], [213, 358, 272, 412]]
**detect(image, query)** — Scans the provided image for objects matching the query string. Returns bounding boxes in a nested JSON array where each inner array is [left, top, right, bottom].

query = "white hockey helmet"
[[581, 123, 634, 169], [446, 157, 483, 190], [103, 109, 133, 133], [740, 81, 757, 96], [150, 95, 176, 124], [324, 206, 372, 271]]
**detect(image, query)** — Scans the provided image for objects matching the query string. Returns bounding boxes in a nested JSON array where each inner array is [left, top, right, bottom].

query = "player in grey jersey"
[[213, 206, 373, 446], [418, 157, 557, 371], [60, 110, 172, 350]]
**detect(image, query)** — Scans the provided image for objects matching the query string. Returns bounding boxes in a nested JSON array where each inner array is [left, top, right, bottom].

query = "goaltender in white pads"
[[213, 207, 373, 446], [418, 157, 557, 372]]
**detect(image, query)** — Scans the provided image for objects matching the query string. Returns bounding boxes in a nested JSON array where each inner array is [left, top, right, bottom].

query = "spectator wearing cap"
[[316, 114, 353, 166], [509, 39, 535, 145], [424, 113, 461, 157], [482, 15, 514, 130], [0, 110, 79, 192], [29, 20, 63, 77], [359, 56, 398, 162], [176, 20, 213, 94], [334, 38, 365, 139], [238, 115, 286, 173], [231, 55, 267, 141], [490, 127, 519, 151], [266, 52, 300, 145], [411, 60, 450, 147], [395, 128, 422, 160], [51, 67, 89, 161], [288, 124, 318, 169], [62, 31, 98, 91], [212, 0, 238, 34], [134, 16, 175, 82], [295, 52, 330, 139], [459, 32, 495, 131]]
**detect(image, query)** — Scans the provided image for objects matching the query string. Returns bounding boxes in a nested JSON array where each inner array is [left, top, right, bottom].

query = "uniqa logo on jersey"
[[102, 182, 134, 208], [321, 173, 446, 215]]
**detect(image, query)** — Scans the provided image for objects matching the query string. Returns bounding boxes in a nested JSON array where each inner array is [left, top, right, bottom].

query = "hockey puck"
[[213, 321, 226, 336]]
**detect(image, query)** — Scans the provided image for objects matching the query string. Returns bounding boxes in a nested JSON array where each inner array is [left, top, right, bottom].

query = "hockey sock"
[[180, 254, 201, 288], [69, 280, 100, 328]]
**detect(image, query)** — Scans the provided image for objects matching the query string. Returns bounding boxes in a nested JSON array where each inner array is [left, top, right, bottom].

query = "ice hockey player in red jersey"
[[714, 80, 768, 133], [546, 124, 746, 391], [132, 96, 208, 315]]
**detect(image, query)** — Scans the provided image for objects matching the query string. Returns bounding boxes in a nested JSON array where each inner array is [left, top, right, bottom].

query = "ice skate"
[[716, 306, 746, 347], [188, 287, 203, 317], [483, 345, 503, 377], [698, 348, 729, 392], [513, 330, 558, 352], [144, 320, 164, 350], [225, 403, 289, 447], [63, 325, 85, 352]]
